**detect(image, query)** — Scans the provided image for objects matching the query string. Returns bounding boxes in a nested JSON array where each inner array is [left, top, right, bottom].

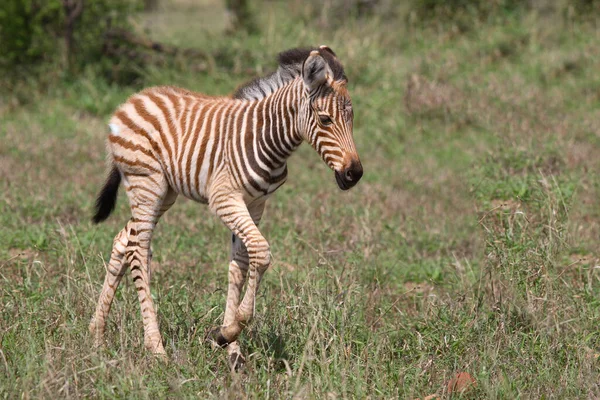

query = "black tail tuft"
[[92, 166, 121, 224]]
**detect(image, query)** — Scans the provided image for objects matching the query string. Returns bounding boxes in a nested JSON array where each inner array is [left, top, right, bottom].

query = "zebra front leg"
[[207, 239, 254, 370], [89, 221, 130, 346], [209, 196, 270, 348], [222, 244, 249, 371], [209, 201, 266, 370]]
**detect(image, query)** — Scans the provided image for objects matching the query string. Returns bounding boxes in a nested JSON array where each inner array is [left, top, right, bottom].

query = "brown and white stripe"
[[89, 46, 363, 369]]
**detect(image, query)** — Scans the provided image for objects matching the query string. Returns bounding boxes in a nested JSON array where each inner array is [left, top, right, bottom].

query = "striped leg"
[[220, 201, 266, 370], [89, 221, 131, 346], [124, 174, 176, 355], [209, 196, 270, 350]]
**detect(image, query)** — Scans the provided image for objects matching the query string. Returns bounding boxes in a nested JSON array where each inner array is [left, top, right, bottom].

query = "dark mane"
[[278, 47, 346, 82], [233, 46, 346, 100]]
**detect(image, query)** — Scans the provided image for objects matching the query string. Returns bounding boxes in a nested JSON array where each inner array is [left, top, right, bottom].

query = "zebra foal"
[[89, 46, 363, 369]]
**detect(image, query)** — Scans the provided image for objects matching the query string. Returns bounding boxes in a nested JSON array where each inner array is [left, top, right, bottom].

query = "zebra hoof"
[[89, 319, 106, 347], [88, 318, 96, 335], [229, 351, 246, 372], [206, 327, 229, 348], [145, 340, 166, 356]]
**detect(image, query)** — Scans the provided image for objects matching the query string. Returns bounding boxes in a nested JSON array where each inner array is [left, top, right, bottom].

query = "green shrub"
[[0, 0, 142, 74], [0, 0, 63, 66]]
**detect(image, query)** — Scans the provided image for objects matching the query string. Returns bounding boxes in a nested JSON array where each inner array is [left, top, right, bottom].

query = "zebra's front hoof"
[[229, 351, 246, 372], [144, 338, 166, 356], [206, 327, 229, 348]]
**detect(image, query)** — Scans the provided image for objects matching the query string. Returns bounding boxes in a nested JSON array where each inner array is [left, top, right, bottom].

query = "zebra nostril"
[[345, 169, 354, 182]]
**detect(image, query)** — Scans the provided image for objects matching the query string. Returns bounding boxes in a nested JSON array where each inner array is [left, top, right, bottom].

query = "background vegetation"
[[1, 0, 599, 398]]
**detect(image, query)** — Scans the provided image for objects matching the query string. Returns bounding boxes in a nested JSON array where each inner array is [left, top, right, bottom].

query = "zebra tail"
[[92, 165, 121, 224]]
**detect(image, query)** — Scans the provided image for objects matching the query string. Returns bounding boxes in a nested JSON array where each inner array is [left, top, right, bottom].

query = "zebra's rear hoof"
[[89, 318, 106, 348], [206, 327, 229, 348], [229, 351, 246, 372]]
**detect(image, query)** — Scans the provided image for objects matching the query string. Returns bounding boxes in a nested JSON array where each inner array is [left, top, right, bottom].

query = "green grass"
[[2, 1, 600, 398]]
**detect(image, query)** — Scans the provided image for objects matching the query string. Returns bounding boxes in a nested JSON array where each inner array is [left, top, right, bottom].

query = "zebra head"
[[299, 46, 363, 191]]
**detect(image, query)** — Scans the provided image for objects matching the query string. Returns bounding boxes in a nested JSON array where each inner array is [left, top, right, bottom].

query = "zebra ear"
[[302, 51, 333, 92]]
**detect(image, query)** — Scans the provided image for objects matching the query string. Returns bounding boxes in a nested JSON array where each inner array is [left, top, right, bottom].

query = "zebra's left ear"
[[302, 51, 333, 93]]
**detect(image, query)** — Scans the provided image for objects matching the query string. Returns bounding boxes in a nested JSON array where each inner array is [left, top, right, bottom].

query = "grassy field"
[[1, 0, 600, 398]]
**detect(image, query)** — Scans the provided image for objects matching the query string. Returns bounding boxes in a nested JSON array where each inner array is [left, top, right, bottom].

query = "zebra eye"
[[318, 114, 333, 126]]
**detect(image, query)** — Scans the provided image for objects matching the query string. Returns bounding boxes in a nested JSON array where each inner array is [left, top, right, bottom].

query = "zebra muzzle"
[[335, 160, 363, 190]]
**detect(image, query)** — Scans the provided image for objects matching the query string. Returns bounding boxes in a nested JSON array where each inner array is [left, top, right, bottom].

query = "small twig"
[[477, 204, 503, 224], [0, 253, 22, 269]]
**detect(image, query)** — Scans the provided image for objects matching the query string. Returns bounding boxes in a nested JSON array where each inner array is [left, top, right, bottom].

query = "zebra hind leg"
[[123, 174, 176, 355], [89, 221, 131, 346]]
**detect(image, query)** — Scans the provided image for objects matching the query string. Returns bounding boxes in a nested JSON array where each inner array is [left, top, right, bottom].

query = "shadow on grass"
[[246, 329, 291, 372]]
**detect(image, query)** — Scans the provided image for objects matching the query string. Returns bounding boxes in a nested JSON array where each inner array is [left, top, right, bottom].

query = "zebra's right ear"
[[302, 51, 333, 93]]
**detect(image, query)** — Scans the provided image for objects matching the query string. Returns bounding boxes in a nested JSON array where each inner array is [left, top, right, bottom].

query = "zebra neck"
[[253, 79, 304, 171]]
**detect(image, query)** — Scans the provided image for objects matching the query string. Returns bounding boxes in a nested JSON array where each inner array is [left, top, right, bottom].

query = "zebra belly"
[[266, 177, 287, 195], [169, 168, 210, 204]]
